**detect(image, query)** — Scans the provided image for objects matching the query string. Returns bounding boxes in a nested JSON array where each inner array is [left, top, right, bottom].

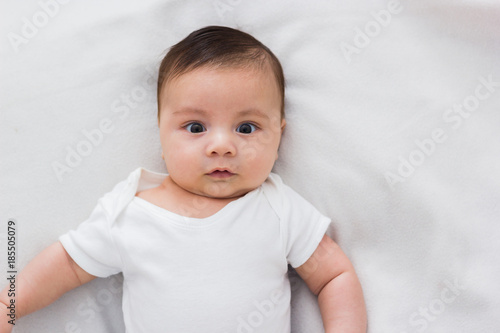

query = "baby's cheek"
[[165, 144, 195, 170], [240, 143, 259, 161], [239, 141, 267, 164], [245, 130, 278, 156]]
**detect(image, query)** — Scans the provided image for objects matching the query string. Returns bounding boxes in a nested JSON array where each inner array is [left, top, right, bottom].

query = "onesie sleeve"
[[59, 180, 128, 278], [264, 174, 332, 268]]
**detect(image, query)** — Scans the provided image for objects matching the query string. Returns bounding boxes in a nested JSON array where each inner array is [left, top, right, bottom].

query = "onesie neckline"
[[130, 172, 261, 229]]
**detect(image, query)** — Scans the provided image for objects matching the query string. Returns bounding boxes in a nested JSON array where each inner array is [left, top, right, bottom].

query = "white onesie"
[[60, 168, 331, 332]]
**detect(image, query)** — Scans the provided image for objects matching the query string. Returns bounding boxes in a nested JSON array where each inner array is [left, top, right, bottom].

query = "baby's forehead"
[[159, 64, 283, 121], [158, 60, 284, 120], [164, 61, 275, 88], [159, 63, 280, 102]]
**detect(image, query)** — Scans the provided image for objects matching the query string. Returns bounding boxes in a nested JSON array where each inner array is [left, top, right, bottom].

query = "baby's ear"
[[280, 119, 287, 134]]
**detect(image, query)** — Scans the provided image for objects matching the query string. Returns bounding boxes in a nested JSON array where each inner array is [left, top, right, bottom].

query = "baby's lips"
[[207, 168, 235, 178]]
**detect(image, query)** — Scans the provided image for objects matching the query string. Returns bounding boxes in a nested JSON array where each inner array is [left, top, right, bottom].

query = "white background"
[[1, 0, 500, 332]]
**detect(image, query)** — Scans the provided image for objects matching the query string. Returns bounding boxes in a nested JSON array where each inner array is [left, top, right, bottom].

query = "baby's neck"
[[136, 176, 241, 219]]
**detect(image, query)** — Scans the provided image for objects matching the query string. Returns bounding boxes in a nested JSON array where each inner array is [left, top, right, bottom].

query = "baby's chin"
[[169, 174, 263, 201], [194, 186, 254, 200], [185, 181, 258, 201]]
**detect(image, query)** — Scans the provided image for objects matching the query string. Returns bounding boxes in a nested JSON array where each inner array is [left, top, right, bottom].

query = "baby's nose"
[[206, 131, 236, 157]]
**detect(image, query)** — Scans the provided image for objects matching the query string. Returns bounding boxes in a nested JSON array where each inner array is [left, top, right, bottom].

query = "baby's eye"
[[185, 122, 206, 133], [236, 123, 257, 134]]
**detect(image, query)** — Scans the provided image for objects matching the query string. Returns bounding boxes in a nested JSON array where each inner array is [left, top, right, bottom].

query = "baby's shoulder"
[[262, 173, 317, 215], [135, 185, 160, 201], [262, 172, 284, 192], [261, 173, 289, 216], [135, 185, 169, 211]]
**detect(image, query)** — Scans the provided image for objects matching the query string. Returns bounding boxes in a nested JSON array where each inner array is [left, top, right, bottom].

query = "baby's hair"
[[157, 25, 285, 119]]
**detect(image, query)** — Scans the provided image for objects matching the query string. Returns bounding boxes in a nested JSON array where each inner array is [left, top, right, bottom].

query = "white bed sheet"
[[1, 0, 500, 332]]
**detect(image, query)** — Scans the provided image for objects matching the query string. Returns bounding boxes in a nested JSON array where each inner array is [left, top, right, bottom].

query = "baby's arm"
[[0, 242, 95, 332], [296, 234, 367, 332]]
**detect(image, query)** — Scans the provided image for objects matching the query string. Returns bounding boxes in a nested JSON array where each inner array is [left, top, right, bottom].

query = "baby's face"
[[158, 65, 285, 199]]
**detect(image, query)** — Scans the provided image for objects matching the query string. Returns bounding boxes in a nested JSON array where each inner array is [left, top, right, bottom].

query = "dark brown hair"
[[157, 26, 285, 119]]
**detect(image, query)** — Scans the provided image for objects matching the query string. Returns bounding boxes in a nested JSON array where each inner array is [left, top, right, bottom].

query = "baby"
[[1, 26, 366, 332]]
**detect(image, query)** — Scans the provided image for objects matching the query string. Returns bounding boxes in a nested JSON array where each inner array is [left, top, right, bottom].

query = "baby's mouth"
[[207, 169, 235, 179]]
